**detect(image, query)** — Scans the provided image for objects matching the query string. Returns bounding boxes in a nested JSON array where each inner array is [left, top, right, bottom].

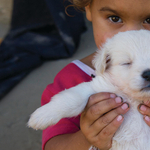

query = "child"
[[42, 0, 150, 149]]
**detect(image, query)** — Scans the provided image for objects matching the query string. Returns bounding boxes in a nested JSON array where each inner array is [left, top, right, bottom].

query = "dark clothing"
[[0, 0, 86, 99]]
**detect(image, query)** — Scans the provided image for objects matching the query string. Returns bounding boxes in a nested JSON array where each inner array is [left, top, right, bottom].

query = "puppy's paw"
[[28, 104, 61, 130]]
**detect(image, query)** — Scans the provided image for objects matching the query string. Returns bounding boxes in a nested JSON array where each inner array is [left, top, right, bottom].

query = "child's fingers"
[[83, 96, 123, 124], [88, 103, 129, 137], [96, 115, 124, 149], [138, 104, 150, 115], [138, 104, 150, 126], [144, 115, 150, 126], [85, 92, 116, 109], [85, 115, 124, 150], [143, 100, 150, 107]]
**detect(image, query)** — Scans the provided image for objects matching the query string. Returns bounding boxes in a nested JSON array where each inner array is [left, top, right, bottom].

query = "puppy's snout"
[[142, 70, 150, 81]]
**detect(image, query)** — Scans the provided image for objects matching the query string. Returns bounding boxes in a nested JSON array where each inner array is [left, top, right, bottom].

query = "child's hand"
[[138, 100, 150, 127], [80, 92, 130, 150]]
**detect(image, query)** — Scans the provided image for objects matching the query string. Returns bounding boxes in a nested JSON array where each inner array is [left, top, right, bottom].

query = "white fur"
[[28, 30, 150, 150]]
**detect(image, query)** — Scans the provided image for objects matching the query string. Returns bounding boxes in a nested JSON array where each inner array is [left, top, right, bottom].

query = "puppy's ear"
[[93, 50, 111, 75]]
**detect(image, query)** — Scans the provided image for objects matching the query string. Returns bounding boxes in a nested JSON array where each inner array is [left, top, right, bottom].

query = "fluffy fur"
[[28, 30, 150, 150]]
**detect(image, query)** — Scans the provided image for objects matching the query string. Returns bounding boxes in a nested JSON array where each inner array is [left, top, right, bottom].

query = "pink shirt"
[[41, 61, 94, 150]]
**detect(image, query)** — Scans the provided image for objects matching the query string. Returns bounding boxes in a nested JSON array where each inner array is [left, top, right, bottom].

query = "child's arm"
[[45, 92, 130, 150], [45, 130, 91, 150], [138, 101, 150, 127]]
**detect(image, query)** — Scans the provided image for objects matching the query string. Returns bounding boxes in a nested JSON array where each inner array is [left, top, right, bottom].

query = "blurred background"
[[0, 0, 96, 150], [0, 0, 12, 38]]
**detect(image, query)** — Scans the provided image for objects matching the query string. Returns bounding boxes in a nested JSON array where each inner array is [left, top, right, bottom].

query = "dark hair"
[[68, 0, 92, 11]]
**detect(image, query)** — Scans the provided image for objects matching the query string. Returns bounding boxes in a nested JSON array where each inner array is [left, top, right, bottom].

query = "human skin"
[[45, 0, 150, 149]]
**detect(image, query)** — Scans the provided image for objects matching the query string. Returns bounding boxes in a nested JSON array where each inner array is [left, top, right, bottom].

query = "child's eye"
[[144, 18, 150, 24], [108, 16, 123, 23]]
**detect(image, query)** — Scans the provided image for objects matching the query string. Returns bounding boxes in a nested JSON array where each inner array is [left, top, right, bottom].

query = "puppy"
[[28, 30, 150, 150]]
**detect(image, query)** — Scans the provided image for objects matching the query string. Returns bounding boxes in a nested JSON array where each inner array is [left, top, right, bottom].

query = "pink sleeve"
[[41, 63, 92, 150]]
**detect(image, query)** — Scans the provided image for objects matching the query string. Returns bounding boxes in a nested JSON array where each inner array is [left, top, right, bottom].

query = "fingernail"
[[115, 97, 123, 103], [121, 103, 129, 110], [145, 116, 150, 122], [110, 94, 116, 98], [140, 105, 147, 112], [117, 115, 123, 121]]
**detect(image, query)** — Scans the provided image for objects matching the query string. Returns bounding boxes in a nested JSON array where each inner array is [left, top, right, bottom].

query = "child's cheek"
[[95, 33, 112, 48]]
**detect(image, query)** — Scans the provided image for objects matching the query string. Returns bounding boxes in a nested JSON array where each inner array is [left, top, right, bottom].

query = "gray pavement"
[[0, 18, 97, 150]]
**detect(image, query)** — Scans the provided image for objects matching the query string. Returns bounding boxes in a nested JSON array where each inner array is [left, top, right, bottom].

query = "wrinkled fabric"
[[0, 0, 86, 99]]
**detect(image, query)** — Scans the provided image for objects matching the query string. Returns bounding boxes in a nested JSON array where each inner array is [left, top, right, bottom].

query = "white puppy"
[[28, 30, 150, 150]]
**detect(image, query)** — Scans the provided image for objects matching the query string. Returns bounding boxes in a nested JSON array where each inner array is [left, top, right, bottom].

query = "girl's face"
[[85, 0, 150, 48]]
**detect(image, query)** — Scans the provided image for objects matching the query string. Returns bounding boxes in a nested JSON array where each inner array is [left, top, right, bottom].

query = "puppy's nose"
[[142, 70, 150, 81]]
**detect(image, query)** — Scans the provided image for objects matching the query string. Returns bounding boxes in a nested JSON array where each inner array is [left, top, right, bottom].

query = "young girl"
[[42, 0, 150, 149]]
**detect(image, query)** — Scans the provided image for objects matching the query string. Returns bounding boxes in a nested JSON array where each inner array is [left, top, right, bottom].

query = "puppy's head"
[[93, 30, 150, 101]]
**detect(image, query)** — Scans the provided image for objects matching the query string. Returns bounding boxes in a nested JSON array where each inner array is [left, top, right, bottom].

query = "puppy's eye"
[[122, 62, 131, 66], [106, 55, 111, 63]]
